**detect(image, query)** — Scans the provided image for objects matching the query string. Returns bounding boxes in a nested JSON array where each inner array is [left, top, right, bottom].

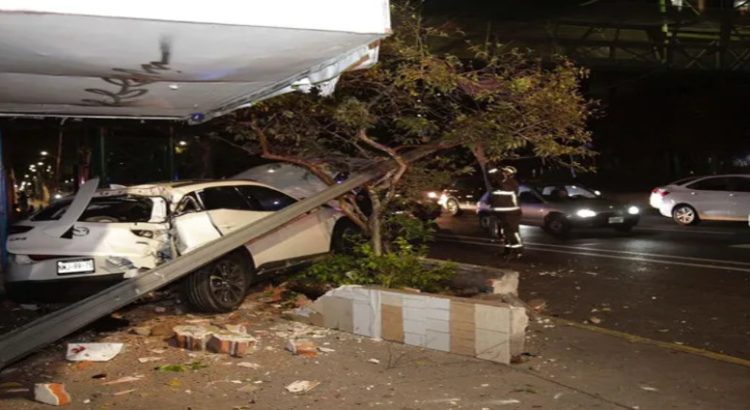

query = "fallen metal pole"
[[0, 147, 433, 368]]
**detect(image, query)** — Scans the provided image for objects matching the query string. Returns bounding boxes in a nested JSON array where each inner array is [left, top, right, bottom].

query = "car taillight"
[[651, 188, 670, 197], [9, 225, 34, 235]]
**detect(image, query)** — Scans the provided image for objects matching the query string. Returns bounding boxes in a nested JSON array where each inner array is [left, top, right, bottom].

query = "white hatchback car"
[[650, 174, 750, 225], [6, 179, 354, 311]]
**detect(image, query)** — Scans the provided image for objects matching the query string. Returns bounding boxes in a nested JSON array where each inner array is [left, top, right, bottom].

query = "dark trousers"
[[489, 210, 523, 251]]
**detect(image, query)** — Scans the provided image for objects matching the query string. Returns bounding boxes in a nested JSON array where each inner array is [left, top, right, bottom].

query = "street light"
[[40, 150, 49, 156]]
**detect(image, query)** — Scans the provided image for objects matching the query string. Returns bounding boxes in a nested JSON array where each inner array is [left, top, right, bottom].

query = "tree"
[[213, 0, 594, 255]]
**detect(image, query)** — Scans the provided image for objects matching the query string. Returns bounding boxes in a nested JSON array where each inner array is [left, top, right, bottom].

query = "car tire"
[[446, 198, 462, 217], [672, 204, 699, 226], [331, 219, 361, 255], [183, 250, 255, 313], [545, 214, 571, 237]]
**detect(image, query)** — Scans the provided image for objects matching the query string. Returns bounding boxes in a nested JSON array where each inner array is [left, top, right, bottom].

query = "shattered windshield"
[[31, 196, 154, 223]]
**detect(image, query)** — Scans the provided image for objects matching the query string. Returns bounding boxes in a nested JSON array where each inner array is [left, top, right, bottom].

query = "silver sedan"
[[478, 184, 641, 236]]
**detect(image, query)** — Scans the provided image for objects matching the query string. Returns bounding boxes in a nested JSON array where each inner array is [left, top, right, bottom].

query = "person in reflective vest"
[[487, 166, 523, 257]]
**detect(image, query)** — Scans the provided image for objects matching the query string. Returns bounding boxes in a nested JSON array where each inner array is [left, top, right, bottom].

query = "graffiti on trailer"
[[81, 41, 173, 107]]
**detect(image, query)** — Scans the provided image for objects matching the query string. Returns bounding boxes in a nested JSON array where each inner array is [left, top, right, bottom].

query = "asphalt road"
[[430, 210, 750, 360]]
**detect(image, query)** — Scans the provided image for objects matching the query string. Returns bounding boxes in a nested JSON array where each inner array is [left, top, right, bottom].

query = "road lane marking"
[[729, 244, 750, 249], [439, 234, 750, 267], [437, 237, 750, 274], [552, 317, 750, 369], [635, 226, 733, 235]]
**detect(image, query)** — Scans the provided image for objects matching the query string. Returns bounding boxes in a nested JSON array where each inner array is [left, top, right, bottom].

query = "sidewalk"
[[0, 293, 747, 409]]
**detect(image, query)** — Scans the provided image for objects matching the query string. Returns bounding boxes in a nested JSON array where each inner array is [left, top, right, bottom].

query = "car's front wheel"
[[183, 250, 255, 313], [544, 214, 571, 237], [445, 198, 461, 217], [672, 204, 699, 226]]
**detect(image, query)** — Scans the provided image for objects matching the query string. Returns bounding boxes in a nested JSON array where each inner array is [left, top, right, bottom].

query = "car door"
[[684, 177, 732, 219], [171, 186, 279, 268], [237, 185, 335, 261], [518, 189, 546, 226], [726, 176, 750, 220]]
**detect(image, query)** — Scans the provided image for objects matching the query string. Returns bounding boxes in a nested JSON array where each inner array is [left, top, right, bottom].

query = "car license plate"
[[57, 259, 95, 275], [608, 216, 625, 224]]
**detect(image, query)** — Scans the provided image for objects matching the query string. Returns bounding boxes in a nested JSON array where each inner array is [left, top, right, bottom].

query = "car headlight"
[[427, 191, 438, 199], [576, 209, 597, 218], [628, 206, 639, 215]]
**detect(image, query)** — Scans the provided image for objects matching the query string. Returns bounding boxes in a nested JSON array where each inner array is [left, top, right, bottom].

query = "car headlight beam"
[[628, 206, 639, 215], [576, 209, 597, 218]]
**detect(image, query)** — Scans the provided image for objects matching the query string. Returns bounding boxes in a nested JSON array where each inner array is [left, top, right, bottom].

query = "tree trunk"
[[367, 187, 383, 256], [471, 144, 493, 191]]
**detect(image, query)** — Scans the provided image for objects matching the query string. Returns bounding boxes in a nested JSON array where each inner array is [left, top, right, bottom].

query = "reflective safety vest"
[[489, 189, 520, 212]]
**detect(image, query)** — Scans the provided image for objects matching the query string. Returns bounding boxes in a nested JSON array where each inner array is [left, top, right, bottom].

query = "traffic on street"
[[432, 210, 750, 359]]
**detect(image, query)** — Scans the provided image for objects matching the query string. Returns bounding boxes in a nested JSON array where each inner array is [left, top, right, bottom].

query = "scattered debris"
[[66, 343, 124, 362], [553, 392, 564, 400], [149, 348, 167, 354], [527, 299, 547, 313], [317, 347, 336, 353], [34, 383, 71, 406], [19, 304, 39, 311], [657, 329, 670, 333], [285, 380, 320, 394], [155, 306, 167, 313], [208, 331, 256, 357], [286, 339, 318, 356], [113, 389, 136, 396], [584, 271, 598, 276], [640, 385, 659, 392], [589, 316, 603, 325], [491, 399, 521, 405], [538, 271, 560, 277], [92, 374, 107, 380], [137, 357, 163, 363], [165, 378, 182, 388], [367, 358, 380, 365], [173, 325, 218, 351], [156, 362, 208, 373], [173, 324, 256, 357], [236, 362, 261, 369], [131, 326, 152, 337], [103, 375, 144, 385]]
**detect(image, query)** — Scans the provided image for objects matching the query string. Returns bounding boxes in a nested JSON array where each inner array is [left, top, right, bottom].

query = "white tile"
[[426, 318, 450, 333], [425, 330, 450, 352], [474, 304, 510, 333], [475, 328, 510, 363], [404, 332, 426, 347], [403, 318, 426, 335]]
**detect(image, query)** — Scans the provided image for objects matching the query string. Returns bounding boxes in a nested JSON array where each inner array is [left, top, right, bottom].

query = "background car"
[[6, 179, 354, 311], [438, 177, 486, 216], [478, 183, 640, 236], [650, 174, 750, 225]]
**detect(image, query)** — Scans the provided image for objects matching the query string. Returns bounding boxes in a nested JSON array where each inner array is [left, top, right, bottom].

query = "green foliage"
[[297, 237, 455, 293]]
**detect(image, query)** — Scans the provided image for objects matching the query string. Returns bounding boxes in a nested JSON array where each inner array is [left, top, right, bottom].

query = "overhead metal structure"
[[0, 0, 389, 123], [0, 0, 405, 367], [431, 0, 750, 72]]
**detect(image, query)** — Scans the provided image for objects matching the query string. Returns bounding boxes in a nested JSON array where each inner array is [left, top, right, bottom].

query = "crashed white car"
[[6, 179, 356, 311]]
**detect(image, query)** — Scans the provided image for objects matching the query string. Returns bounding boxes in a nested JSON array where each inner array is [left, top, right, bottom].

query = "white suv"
[[650, 174, 750, 225], [6, 179, 355, 311]]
